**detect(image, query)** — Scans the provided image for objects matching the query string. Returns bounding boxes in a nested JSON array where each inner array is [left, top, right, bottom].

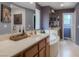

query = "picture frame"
[[14, 14, 22, 24], [1, 4, 11, 23]]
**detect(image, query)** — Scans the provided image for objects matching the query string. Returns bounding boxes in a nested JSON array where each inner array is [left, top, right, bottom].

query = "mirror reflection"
[[0, 2, 36, 35]]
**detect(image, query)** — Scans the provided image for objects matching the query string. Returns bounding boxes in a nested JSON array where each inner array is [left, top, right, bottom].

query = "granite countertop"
[[0, 33, 49, 57]]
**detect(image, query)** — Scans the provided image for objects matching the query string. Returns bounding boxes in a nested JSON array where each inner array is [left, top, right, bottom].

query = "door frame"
[[62, 13, 73, 40]]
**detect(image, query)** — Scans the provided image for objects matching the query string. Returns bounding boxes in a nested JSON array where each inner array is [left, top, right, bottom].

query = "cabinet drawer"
[[39, 39, 45, 50], [24, 44, 38, 57]]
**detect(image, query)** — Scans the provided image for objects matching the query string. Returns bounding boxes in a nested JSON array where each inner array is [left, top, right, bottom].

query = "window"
[[64, 14, 72, 28], [64, 15, 71, 25]]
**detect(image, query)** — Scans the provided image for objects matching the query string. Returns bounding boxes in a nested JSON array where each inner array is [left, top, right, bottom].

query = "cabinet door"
[[46, 43, 50, 57], [39, 48, 46, 57], [24, 44, 38, 57], [39, 39, 45, 50]]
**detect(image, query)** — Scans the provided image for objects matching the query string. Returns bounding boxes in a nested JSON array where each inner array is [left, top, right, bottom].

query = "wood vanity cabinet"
[[14, 36, 50, 57], [39, 48, 46, 57], [46, 37, 50, 57], [46, 43, 50, 57], [24, 44, 38, 57], [39, 39, 46, 57], [39, 39, 46, 50]]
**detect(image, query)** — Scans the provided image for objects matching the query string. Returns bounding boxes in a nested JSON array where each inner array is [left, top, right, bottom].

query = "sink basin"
[[10, 34, 31, 41]]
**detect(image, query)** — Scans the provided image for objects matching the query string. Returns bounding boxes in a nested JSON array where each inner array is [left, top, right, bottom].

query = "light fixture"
[[60, 3, 64, 7]]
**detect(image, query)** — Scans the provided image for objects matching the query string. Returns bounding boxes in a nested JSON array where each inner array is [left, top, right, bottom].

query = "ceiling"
[[13, 2, 35, 10], [38, 2, 77, 10], [13, 2, 77, 10]]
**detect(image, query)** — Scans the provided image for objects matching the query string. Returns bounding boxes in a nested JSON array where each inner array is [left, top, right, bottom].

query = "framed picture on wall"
[[14, 14, 22, 24], [1, 4, 11, 23]]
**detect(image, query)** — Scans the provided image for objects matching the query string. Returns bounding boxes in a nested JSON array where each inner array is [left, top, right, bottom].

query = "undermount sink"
[[10, 34, 31, 41]]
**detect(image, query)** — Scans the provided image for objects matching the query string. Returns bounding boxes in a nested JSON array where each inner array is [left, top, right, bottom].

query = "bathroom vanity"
[[0, 33, 50, 57], [14, 35, 49, 57]]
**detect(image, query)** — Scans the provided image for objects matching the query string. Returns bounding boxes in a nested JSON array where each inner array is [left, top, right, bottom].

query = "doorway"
[[63, 13, 73, 40]]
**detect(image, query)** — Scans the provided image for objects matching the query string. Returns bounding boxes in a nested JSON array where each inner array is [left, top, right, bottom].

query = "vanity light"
[[60, 3, 64, 7]]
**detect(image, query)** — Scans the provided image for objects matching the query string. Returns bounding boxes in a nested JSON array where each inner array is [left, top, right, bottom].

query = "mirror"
[[0, 2, 35, 35]]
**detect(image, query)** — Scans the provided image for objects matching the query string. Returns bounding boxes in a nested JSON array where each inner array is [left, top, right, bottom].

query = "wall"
[[74, 3, 79, 45], [72, 12, 76, 42], [41, 6, 50, 30], [0, 2, 11, 35]]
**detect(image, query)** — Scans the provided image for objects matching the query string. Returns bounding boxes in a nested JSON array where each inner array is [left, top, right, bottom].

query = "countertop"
[[0, 33, 49, 57]]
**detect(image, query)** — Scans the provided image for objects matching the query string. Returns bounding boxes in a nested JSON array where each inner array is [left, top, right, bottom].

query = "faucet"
[[22, 26, 25, 35]]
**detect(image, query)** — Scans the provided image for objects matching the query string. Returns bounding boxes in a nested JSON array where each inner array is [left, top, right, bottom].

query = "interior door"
[[63, 13, 72, 40]]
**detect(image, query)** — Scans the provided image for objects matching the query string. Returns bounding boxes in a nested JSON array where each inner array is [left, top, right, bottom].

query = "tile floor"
[[58, 40, 79, 57]]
